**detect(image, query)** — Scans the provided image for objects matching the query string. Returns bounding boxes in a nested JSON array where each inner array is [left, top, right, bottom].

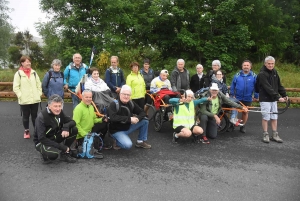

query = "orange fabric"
[[154, 89, 179, 109]]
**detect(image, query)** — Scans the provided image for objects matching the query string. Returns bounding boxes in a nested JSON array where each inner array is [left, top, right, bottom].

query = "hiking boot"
[[94, 151, 104, 159], [240, 126, 246, 133], [192, 134, 200, 143], [200, 136, 210, 144], [262, 132, 270, 143], [135, 141, 152, 149], [41, 154, 51, 164], [60, 152, 77, 163], [172, 132, 179, 143], [24, 130, 30, 139], [270, 132, 283, 143]]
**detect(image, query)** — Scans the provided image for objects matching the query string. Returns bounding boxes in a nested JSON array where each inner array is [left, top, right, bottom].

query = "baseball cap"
[[160, 70, 169, 75], [210, 83, 219, 91]]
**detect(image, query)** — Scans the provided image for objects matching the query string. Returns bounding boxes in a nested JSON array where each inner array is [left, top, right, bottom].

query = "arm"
[[62, 113, 76, 131], [105, 70, 116, 92], [199, 102, 214, 118], [230, 76, 236, 97], [72, 107, 87, 139], [193, 97, 208, 106], [259, 73, 282, 100], [277, 76, 287, 98], [63, 66, 69, 86], [169, 98, 180, 105], [150, 78, 159, 93], [132, 102, 146, 120], [12, 72, 21, 98], [120, 69, 126, 86], [35, 72, 42, 97]]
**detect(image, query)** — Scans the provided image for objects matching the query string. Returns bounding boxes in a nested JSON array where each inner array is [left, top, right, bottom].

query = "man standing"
[[256, 56, 288, 143], [105, 56, 125, 98], [73, 89, 108, 159], [63, 53, 87, 109], [170, 59, 190, 92], [34, 94, 77, 163], [229, 60, 258, 133], [108, 85, 151, 150], [190, 64, 205, 93]]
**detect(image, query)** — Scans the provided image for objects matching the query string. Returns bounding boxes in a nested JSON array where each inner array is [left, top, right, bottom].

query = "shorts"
[[174, 125, 196, 133], [240, 101, 252, 107], [260, 102, 278, 120]]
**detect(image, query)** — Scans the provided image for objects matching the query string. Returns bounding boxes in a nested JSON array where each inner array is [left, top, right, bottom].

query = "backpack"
[[107, 100, 134, 124], [46, 71, 64, 88], [194, 87, 209, 99], [77, 132, 103, 159]]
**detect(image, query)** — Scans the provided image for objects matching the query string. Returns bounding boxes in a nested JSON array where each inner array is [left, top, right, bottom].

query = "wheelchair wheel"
[[218, 111, 229, 133], [154, 110, 163, 132], [146, 104, 156, 121]]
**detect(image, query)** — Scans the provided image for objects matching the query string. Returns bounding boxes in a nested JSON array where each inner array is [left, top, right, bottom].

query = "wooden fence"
[[0, 82, 299, 103]]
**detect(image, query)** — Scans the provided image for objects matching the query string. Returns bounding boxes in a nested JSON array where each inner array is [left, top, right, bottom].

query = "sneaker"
[[172, 132, 179, 143], [230, 118, 244, 127], [240, 126, 246, 133], [135, 141, 152, 149], [200, 136, 210, 144], [41, 154, 51, 164], [270, 132, 283, 143], [94, 151, 104, 159], [24, 130, 30, 139], [192, 134, 200, 143], [60, 152, 77, 163], [262, 132, 270, 143]]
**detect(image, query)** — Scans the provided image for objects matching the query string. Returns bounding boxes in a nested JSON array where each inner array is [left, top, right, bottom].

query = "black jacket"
[[108, 99, 146, 134], [190, 73, 205, 93], [257, 65, 286, 102], [33, 108, 76, 152]]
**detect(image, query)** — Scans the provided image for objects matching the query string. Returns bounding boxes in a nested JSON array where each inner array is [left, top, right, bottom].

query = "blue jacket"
[[230, 70, 258, 102], [105, 67, 125, 92], [42, 69, 64, 98], [63, 62, 87, 91]]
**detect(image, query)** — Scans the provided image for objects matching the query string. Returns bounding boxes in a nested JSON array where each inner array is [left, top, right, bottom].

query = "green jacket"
[[73, 101, 102, 139], [199, 91, 243, 118], [126, 71, 146, 99], [13, 69, 42, 105]]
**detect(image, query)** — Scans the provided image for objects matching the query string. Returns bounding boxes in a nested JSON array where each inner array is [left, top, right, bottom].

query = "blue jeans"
[[111, 119, 149, 150], [71, 93, 80, 109]]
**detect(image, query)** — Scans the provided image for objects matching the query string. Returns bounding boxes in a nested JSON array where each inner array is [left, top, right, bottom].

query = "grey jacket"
[[170, 67, 190, 92]]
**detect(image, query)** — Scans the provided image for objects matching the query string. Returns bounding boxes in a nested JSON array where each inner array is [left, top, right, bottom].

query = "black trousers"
[[35, 126, 78, 160], [20, 103, 39, 129]]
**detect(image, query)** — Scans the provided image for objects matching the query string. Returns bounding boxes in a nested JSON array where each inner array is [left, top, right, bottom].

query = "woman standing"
[[126, 62, 146, 109], [42, 59, 64, 99], [13, 56, 42, 139]]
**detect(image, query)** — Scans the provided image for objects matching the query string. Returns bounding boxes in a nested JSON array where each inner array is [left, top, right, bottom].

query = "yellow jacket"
[[13, 70, 42, 105]]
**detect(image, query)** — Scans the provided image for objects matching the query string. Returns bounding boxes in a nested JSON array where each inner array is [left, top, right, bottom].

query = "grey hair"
[[264, 56, 275, 63], [212, 60, 221, 68], [120, 85, 132, 94], [185, 89, 194, 97], [111, 56, 119, 62], [73, 53, 82, 59], [48, 94, 64, 106], [82, 89, 93, 96], [51, 59, 62, 68], [177, 59, 185, 65], [196, 64, 203, 69]]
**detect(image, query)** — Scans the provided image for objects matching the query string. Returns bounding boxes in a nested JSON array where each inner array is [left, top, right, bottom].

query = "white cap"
[[210, 83, 219, 90], [160, 69, 169, 75]]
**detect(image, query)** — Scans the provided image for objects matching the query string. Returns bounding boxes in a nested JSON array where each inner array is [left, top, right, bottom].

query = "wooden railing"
[[0, 82, 299, 103]]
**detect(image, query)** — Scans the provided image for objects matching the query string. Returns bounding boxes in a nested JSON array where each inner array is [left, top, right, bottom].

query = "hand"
[[278, 97, 285, 102], [102, 116, 108, 122], [64, 84, 68, 90], [115, 87, 121, 93], [214, 115, 221, 125], [242, 106, 248, 113], [130, 117, 139, 124], [61, 131, 69, 138], [283, 96, 289, 101], [207, 96, 212, 101], [66, 147, 70, 153], [253, 97, 258, 102]]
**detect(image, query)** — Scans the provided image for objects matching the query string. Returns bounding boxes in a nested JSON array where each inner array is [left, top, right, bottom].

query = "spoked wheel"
[[218, 111, 229, 134], [146, 104, 156, 121], [154, 110, 163, 132]]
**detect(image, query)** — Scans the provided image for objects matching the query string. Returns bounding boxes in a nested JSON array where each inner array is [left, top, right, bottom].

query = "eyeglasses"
[[121, 93, 131, 97], [216, 74, 222, 75]]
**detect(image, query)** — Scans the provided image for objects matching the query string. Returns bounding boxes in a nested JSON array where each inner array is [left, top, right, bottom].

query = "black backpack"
[[45, 71, 64, 88]]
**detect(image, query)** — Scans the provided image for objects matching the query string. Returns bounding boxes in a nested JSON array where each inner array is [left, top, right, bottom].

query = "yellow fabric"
[[211, 97, 219, 115], [173, 101, 195, 129]]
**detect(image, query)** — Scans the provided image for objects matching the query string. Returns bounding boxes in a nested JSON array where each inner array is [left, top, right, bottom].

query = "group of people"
[[12, 54, 288, 164]]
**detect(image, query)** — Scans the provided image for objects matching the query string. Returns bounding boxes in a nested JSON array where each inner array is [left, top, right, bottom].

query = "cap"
[[210, 83, 219, 91], [160, 69, 169, 75]]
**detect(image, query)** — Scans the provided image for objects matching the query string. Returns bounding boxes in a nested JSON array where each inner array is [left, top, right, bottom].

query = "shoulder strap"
[[46, 71, 52, 88], [113, 99, 119, 112]]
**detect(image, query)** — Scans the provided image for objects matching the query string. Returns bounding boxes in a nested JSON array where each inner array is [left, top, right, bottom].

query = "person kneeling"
[[170, 90, 209, 143], [108, 85, 151, 150], [34, 94, 78, 163]]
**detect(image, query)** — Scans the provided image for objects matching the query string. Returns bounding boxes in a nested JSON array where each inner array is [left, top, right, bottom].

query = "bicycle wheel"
[[154, 110, 163, 132], [146, 103, 156, 121], [218, 111, 229, 134]]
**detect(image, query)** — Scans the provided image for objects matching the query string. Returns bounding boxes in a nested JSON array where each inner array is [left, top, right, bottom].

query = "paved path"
[[0, 101, 299, 201]]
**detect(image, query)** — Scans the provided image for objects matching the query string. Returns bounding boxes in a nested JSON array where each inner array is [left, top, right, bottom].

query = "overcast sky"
[[8, 0, 48, 37]]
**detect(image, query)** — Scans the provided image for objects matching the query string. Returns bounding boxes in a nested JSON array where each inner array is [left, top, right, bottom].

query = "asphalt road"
[[0, 101, 299, 201]]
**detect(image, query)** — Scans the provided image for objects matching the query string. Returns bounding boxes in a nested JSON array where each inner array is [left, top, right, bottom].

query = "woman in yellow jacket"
[[13, 56, 42, 139], [126, 62, 146, 109]]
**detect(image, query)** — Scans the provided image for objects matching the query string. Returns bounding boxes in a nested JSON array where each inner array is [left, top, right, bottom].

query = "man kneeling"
[[108, 85, 151, 149], [34, 94, 78, 163], [170, 90, 209, 143]]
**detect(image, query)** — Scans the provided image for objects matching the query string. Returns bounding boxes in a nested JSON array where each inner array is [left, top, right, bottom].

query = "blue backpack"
[[77, 132, 103, 159]]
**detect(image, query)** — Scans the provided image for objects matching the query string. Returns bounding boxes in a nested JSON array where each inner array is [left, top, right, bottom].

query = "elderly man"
[[198, 83, 248, 144], [63, 53, 88, 108], [230, 60, 258, 133], [169, 90, 209, 143], [170, 59, 190, 92], [108, 85, 151, 149], [105, 56, 125, 98], [204, 60, 226, 87], [73, 89, 108, 159], [256, 56, 288, 143], [34, 94, 78, 163], [190, 64, 205, 93]]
